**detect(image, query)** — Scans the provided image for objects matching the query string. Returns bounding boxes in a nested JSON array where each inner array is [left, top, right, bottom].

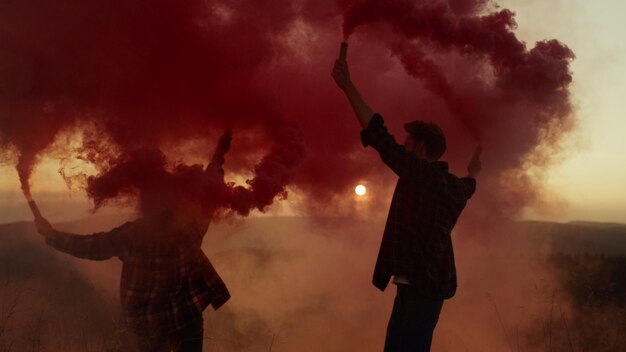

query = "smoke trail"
[[340, 0, 575, 218]]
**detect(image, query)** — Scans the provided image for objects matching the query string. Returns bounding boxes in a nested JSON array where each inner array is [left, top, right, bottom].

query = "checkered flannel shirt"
[[361, 114, 476, 299], [46, 211, 230, 334]]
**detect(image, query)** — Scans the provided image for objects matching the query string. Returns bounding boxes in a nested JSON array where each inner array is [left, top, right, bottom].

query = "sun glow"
[[355, 184, 366, 196]]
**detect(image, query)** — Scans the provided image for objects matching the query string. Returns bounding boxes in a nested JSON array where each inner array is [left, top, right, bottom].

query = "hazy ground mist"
[[1, 216, 625, 351]]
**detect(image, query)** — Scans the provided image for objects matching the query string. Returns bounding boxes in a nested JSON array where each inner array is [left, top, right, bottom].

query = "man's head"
[[403, 120, 446, 161]]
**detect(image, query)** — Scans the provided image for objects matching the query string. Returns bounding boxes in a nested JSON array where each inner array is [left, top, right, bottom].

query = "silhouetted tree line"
[[549, 253, 626, 308]]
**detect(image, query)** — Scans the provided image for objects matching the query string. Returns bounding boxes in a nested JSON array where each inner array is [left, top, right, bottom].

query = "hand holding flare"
[[27, 200, 54, 237], [332, 43, 351, 91], [467, 145, 482, 179], [331, 42, 375, 129], [339, 42, 348, 61]]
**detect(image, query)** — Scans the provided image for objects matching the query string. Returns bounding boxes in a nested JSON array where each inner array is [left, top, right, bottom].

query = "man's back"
[[360, 114, 476, 297], [45, 211, 230, 334], [374, 156, 476, 297]]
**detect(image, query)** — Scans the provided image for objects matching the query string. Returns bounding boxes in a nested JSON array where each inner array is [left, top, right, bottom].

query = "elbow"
[[76, 252, 113, 261]]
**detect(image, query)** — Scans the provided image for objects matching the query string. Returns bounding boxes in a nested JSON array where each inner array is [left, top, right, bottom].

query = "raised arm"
[[205, 130, 232, 175], [35, 217, 130, 261], [467, 145, 482, 179], [332, 59, 373, 128], [331, 57, 428, 177]]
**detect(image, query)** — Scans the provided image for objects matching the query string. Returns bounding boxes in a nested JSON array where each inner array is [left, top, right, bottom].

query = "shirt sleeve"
[[206, 141, 228, 178], [360, 114, 428, 177], [45, 221, 133, 261], [205, 160, 225, 177], [459, 177, 477, 200]]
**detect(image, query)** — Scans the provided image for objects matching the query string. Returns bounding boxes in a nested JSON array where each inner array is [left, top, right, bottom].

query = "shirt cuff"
[[360, 113, 385, 148], [462, 177, 477, 198], [45, 231, 63, 246]]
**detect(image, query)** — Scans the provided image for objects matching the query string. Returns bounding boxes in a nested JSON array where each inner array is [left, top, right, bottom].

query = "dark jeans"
[[384, 284, 444, 352], [137, 318, 204, 352]]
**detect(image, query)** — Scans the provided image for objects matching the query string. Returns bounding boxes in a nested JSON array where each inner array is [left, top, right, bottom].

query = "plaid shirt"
[[361, 114, 476, 299], [46, 211, 230, 334]]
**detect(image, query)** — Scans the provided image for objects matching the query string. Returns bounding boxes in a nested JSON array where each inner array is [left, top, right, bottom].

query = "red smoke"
[[340, 0, 575, 220], [341, 0, 574, 141], [0, 0, 575, 222], [0, 0, 307, 217]]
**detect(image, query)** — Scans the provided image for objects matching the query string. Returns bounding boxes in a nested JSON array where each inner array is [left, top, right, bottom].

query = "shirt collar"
[[432, 161, 449, 172]]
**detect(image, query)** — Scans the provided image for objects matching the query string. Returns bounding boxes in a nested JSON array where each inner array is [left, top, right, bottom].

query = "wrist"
[[44, 230, 60, 243], [341, 81, 355, 92]]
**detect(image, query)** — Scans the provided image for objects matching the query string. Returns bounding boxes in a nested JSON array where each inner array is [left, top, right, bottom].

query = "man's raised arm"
[[467, 145, 482, 179], [332, 59, 374, 128], [205, 130, 232, 175], [35, 217, 130, 261], [332, 57, 428, 177]]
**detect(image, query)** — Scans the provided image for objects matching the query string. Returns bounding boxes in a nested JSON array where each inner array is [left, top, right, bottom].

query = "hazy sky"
[[1, 0, 625, 224], [498, 0, 626, 223]]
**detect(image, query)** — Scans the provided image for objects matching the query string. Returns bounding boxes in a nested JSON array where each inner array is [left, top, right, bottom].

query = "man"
[[332, 57, 481, 351], [34, 132, 233, 352]]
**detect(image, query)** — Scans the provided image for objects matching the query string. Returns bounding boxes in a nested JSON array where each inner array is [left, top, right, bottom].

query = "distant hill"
[[0, 221, 121, 300], [3, 217, 625, 257], [0, 221, 125, 350], [515, 220, 626, 256]]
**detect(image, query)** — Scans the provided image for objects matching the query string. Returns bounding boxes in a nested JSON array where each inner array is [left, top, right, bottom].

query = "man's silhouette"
[[332, 57, 481, 351], [34, 132, 233, 352]]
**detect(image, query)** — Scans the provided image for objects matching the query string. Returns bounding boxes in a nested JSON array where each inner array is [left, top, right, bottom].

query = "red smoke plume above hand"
[[340, 0, 575, 218], [341, 0, 574, 141], [0, 0, 575, 222]]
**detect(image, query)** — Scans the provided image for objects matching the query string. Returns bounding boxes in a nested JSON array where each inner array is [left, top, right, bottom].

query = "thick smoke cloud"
[[0, 0, 575, 221], [340, 0, 575, 219], [0, 0, 307, 215]]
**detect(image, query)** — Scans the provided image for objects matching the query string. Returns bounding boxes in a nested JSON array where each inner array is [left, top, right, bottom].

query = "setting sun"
[[355, 184, 366, 196]]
